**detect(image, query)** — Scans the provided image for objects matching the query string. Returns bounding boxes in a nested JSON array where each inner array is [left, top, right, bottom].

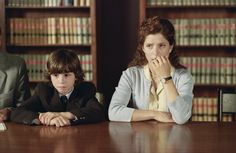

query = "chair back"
[[218, 87, 236, 121]]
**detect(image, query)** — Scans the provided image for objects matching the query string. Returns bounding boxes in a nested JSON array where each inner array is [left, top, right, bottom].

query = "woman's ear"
[[169, 45, 174, 53], [142, 45, 145, 52]]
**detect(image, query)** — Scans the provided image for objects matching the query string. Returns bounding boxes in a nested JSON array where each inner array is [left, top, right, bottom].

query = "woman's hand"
[[149, 56, 171, 80], [153, 111, 174, 123], [132, 110, 174, 123]]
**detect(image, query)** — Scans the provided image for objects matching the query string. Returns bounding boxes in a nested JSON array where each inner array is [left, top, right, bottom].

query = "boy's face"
[[50, 72, 76, 95]]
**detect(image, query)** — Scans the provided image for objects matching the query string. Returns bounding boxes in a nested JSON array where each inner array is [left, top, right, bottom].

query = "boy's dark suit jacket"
[[10, 82, 105, 125]]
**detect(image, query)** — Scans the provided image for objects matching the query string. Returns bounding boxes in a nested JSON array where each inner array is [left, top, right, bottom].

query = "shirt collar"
[[59, 87, 74, 99]]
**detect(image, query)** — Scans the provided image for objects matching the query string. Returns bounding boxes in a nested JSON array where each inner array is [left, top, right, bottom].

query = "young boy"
[[10, 49, 104, 127]]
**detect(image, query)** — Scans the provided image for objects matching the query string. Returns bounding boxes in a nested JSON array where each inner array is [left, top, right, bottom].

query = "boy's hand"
[[39, 112, 59, 125], [39, 112, 73, 127], [49, 116, 71, 127], [59, 112, 76, 120]]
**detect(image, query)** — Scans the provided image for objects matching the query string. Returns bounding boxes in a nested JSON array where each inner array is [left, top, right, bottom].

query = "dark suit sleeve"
[[10, 84, 45, 125], [14, 57, 31, 107], [69, 82, 105, 125]]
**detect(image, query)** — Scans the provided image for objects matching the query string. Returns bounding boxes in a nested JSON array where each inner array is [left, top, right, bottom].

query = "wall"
[[99, 0, 139, 118]]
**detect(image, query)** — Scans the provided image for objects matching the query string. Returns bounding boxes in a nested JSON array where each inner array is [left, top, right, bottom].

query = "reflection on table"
[[109, 121, 191, 153], [0, 121, 236, 153]]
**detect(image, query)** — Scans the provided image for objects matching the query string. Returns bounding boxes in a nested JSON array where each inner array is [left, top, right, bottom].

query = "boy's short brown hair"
[[45, 49, 84, 84]]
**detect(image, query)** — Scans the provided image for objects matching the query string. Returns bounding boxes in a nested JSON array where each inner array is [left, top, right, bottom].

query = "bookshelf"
[[139, 0, 236, 121], [0, 0, 98, 88]]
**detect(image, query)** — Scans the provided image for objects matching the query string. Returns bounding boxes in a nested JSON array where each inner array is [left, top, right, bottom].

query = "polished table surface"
[[0, 121, 236, 153]]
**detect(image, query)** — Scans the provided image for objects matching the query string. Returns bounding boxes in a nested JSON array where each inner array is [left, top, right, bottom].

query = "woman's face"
[[142, 33, 173, 62]]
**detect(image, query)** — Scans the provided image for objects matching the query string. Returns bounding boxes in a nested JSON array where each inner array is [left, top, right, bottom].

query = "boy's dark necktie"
[[60, 96, 68, 104]]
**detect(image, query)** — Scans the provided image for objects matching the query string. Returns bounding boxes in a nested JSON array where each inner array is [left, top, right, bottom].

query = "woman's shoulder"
[[120, 66, 145, 84], [123, 66, 143, 75], [174, 68, 191, 76], [174, 68, 194, 82]]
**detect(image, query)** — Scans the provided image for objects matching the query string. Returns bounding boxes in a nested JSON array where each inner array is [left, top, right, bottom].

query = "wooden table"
[[0, 121, 236, 153]]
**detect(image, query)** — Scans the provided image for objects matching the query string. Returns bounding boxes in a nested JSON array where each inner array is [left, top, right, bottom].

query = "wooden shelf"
[[139, 0, 236, 98], [146, 5, 236, 9], [194, 84, 236, 87], [6, 6, 90, 9], [0, 0, 98, 87], [6, 44, 91, 47]]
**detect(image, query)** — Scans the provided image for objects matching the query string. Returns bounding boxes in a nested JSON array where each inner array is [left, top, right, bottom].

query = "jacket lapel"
[[68, 86, 84, 107], [0, 71, 6, 91], [0, 54, 7, 91]]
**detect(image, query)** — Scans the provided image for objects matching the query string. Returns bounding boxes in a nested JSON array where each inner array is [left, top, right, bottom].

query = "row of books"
[[180, 57, 236, 85], [16, 54, 93, 82], [171, 18, 236, 46], [8, 17, 91, 45], [147, 0, 236, 6], [191, 97, 233, 122], [7, 0, 91, 7]]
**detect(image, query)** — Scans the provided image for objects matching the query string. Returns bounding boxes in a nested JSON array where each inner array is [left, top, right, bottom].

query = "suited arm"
[[40, 98, 105, 127], [69, 82, 105, 125], [71, 97, 105, 125], [14, 58, 31, 107], [10, 94, 44, 125]]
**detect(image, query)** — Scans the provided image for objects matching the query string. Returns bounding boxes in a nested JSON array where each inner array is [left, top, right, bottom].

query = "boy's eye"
[[64, 73, 73, 77], [52, 74, 58, 77]]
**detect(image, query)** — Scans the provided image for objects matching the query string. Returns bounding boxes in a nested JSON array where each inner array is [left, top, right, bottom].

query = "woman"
[[108, 16, 194, 124]]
